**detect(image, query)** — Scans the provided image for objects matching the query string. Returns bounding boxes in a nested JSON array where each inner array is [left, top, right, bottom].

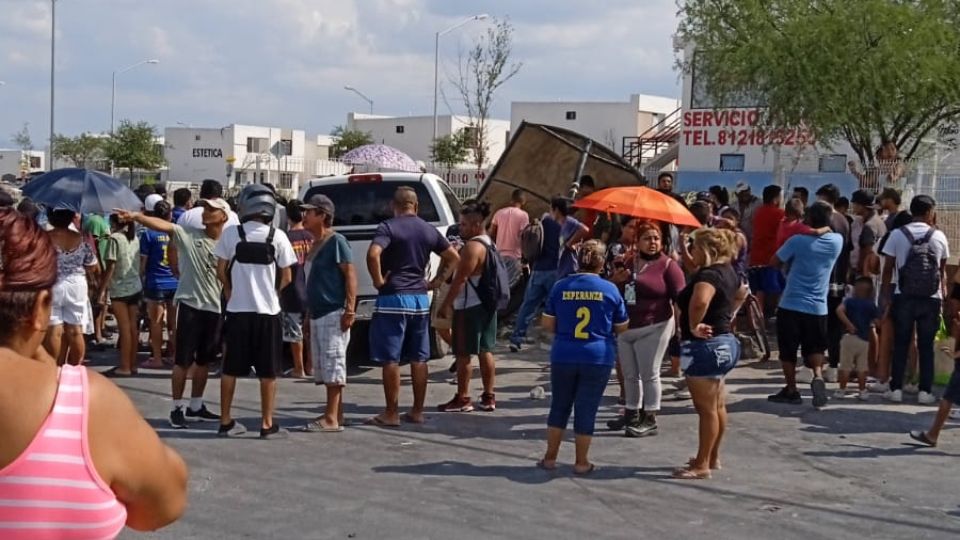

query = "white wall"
[[510, 94, 679, 154], [0, 149, 44, 178]]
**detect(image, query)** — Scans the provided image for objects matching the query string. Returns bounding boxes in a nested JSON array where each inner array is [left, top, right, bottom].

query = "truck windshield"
[[303, 181, 440, 227]]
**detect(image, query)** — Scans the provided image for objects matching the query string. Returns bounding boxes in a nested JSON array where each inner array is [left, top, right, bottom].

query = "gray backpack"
[[897, 226, 939, 297]]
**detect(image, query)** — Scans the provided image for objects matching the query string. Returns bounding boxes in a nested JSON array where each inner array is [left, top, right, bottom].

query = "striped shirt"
[[0, 365, 127, 539]]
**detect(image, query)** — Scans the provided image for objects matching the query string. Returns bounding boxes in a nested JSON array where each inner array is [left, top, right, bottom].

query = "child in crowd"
[[775, 197, 813, 249], [835, 277, 879, 400]]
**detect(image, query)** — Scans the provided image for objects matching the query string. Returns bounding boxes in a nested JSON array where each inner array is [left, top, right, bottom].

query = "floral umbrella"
[[341, 144, 420, 172]]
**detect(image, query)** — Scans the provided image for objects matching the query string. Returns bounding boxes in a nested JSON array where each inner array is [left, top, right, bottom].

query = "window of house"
[[396, 125, 405, 134], [279, 172, 294, 189], [565, 111, 577, 120], [235, 171, 245, 184], [461, 126, 479, 145], [719, 153, 745, 172], [818, 154, 847, 173], [279, 139, 293, 156], [247, 137, 268, 153], [195, 135, 201, 141], [29, 156, 41, 168]]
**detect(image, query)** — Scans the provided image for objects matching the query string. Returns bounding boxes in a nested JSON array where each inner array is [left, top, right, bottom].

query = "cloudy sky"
[[0, 0, 681, 148]]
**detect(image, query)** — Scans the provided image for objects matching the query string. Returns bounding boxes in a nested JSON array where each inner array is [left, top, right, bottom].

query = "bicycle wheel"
[[747, 298, 770, 361]]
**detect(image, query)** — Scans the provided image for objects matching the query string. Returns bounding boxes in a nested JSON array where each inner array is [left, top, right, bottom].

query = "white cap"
[[734, 180, 750, 194], [144, 194, 163, 212]]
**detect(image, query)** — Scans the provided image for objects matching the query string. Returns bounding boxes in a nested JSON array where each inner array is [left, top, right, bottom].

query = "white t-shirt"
[[880, 222, 949, 298], [178, 204, 240, 230], [214, 221, 297, 314]]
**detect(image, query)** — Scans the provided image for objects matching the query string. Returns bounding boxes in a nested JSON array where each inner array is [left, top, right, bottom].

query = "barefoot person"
[[539, 240, 629, 474], [366, 187, 459, 426], [300, 195, 357, 432], [115, 198, 230, 429], [0, 208, 188, 537], [674, 228, 747, 480]]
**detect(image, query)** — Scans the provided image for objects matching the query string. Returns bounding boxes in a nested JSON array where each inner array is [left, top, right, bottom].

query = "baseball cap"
[[196, 198, 232, 214], [144, 194, 163, 212], [300, 194, 335, 217], [850, 189, 876, 207], [734, 180, 750, 194]]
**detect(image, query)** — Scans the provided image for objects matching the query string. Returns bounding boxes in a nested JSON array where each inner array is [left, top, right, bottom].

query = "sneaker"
[[169, 407, 188, 429], [823, 367, 838, 383], [949, 408, 960, 421], [625, 415, 658, 438], [903, 383, 920, 395], [607, 410, 639, 431], [856, 391, 869, 402], [768, 386, 802, 405], [796, 367, 814, 384], [260, 424, 289, 440], [884, 389, 903, 403], [217, 420, 248, 438], [185, 404, 220, 422], [811, 378, 828, 409], [831, 389, 847, 400], [867, 381, 890, 393], [477, 393, 496, 412], [509, 342, 522, 353], [917, 391, 937, 405], [437, 395, 474, 412]]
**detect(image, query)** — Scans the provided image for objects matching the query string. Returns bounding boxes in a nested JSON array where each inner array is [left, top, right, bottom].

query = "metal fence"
[[885, 157, 960, 255]]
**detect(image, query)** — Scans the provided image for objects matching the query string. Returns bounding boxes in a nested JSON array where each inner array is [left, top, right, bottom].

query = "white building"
[[510, 94, 679, 156], [164, 125, 309, 191], [347, 113, 511, 167], [0, 149, 44, 180]]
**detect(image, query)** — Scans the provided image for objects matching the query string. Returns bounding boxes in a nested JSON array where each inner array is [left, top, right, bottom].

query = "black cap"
[[300, 194, 335, 217], [850, 189, 876, 207]]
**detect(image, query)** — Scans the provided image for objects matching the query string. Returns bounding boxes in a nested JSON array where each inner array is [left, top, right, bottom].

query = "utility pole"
[[49, 0, 57, 168]]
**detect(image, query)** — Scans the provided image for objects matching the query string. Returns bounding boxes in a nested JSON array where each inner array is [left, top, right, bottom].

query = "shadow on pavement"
[[371, 460, 673, 484], [802, 442, 960, 459]]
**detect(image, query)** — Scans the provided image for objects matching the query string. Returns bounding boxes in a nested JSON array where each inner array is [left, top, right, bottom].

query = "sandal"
[[102, 367, 134, 378], [363, 416, 400, 428], [688, 458, 722, 470], [673, 467, 711, 480], [535, 459, 557, 471], [302, 419, 343, 433], [573, 464, 596, 476], [908, 430, 937, 447]]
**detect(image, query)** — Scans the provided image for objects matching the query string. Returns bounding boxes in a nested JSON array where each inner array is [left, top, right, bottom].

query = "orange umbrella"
[[572, 186, 702, 228]]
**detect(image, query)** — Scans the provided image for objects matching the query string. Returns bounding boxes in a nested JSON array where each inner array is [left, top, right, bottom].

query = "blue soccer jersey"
[[140, 229, 178, 292], [544, 273, 628, 366]]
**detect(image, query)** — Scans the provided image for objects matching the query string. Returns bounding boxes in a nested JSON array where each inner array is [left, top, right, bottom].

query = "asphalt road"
[[96, 339, 960, 540]]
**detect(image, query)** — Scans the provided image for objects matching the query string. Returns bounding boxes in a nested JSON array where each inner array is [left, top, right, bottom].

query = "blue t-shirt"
[[372, 215, 450, 295], [544, 273, 628, 366], [776, 233, 842, 315], [139, 229, 178, 292], [843, 297, 879, 341], [534, 215, 583, 275], [307, 233, 352, 319], [172, 206, 186, 224]]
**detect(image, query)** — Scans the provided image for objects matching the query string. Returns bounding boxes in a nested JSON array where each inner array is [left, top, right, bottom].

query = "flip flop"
[[401, 412, 425, 424], [139, 360, 165, 369], [688, 458, 722, 471], [672, 467, 711, 480], [102, 367, 134, 378], [573, 464, 596, 476], [302, 420, 343, 433], [364, 416, 400, 428], [908, 430, 937, 447], [535, 459, 557, 471]]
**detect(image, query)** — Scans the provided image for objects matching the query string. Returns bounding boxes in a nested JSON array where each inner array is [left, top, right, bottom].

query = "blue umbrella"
[[22, 168, 143, 214]]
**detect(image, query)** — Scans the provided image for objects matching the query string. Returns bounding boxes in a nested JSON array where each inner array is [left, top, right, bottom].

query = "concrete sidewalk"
[[102, 345, 960, 540]]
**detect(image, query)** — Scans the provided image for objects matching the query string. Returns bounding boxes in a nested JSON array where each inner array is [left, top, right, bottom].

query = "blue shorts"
[[681, 334, 741, 379], [369, 294, 431, 363], [144, 288, 177, 302], [748, 266, 785, 295]]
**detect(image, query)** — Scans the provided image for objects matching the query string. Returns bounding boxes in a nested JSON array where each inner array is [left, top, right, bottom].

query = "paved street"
[[100, 341, 960, 540]]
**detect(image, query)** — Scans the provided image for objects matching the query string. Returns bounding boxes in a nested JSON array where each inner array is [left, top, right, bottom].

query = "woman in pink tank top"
[[0, 209, 188, 539]]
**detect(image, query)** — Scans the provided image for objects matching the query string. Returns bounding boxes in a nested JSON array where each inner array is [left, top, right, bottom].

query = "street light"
[[110, 59, 159, 134], [344, 85, 373, 114], [49, 0, 56, 168], [433, 13, 488, 141]]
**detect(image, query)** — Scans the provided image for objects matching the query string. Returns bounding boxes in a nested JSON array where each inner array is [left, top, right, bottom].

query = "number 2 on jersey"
[[574, 307, 591, 339]]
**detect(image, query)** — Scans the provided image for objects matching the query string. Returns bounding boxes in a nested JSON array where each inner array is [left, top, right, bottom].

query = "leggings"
[[617, 318, 674, 412], [547, 362, 612, 436]]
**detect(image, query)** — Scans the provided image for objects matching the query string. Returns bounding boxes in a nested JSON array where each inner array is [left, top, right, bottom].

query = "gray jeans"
[[617, 318, 675, 412]]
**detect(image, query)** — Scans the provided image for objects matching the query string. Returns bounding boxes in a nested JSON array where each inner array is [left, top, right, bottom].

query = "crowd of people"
[[0, 170, 958, 506]]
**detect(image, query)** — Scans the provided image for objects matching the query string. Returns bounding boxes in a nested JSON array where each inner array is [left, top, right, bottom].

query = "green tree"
[[52, 133, 105, 169], [677, 0, 960, 165], [104, 120, 164, 179], [12, 122, 33, 151], [429, 130, 471, 168], [450, 18, 522, 169], [330, 125, 373, 158]]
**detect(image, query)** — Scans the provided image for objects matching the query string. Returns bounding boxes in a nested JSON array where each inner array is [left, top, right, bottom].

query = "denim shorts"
[[681, 334, 741, 379]]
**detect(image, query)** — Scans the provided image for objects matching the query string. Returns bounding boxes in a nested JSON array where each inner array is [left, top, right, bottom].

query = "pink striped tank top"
[[0, 364, 127, 539]]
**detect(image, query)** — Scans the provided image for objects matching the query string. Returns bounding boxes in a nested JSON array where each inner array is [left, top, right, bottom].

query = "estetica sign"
[[192, 148, 223, 158]]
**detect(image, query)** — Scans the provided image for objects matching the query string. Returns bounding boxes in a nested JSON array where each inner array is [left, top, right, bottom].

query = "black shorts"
[[223, 312, 282, 379], [111, 292, 142, 305], [175, 303, 221, 368], [776, 308, 828, 363]]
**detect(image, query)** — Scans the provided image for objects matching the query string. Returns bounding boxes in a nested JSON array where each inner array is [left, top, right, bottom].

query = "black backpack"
[[520, 219, 544, 264], [468, 237, 511, 316], [898, 226, 940, 298], [227, 224, 278, 287]]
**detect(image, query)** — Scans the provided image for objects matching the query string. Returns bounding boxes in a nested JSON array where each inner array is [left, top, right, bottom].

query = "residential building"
[[0, 149, 44, 180]]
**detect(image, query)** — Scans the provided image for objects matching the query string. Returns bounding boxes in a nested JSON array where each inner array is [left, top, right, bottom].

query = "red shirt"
[[748, 204, 785, 266], [776, 219, 814, 250]]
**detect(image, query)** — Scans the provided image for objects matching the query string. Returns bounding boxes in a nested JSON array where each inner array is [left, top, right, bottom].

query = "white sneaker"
[[949, 408, 960, 421], [856, 391, 869, 402], [903, 383, 920, 395], [832, 389, 848, 399], [823, 367, 838, 383], [884, 389, 903, 403], [917, 391, 937, 405], [868, 381, 890, 393], [796, 367, 814, 384]]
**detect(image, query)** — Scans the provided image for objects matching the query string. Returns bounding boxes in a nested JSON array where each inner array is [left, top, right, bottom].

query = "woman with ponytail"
[[674, 228, 747, 479], [538, 240, 629, 474]]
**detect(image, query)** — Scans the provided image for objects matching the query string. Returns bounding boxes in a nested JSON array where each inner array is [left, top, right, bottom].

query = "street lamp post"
[[343, 85, 373, 114], [433, 14, 488, 142], [49, 0, 56, 168], [111, 59, 159, 134]]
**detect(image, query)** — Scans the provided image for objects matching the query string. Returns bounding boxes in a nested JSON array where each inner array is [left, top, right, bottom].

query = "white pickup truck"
[[298, 172, 461, 362]]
